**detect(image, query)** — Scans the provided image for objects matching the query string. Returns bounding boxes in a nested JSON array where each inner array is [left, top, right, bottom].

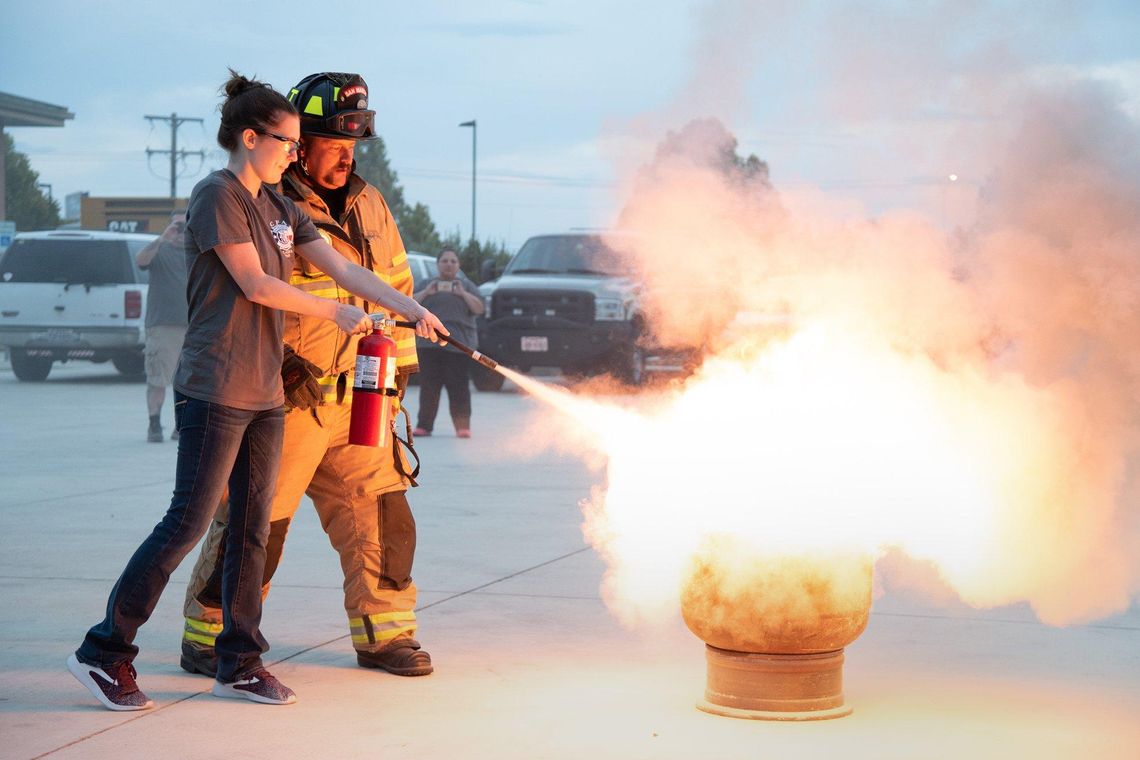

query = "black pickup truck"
[[474, 233, 650, 391]]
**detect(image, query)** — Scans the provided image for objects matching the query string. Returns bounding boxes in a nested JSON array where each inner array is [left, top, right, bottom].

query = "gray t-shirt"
[[141, 240, 188, 328], [174, 169, 320, 411], [416, 276, 480, 354]]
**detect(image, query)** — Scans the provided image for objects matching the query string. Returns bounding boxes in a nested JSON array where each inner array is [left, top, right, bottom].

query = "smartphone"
[[436, 280, 455, 292]]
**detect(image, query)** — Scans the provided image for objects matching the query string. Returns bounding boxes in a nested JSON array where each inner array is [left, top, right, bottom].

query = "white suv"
[[406, 251, 438, 286], [0, 230, 155, 381]]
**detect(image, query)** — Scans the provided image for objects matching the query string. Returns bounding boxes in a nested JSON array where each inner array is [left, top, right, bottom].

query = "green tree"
[[400, 202, 441, 255], [353, 135, 514, 275], [655, 118, 772, 190], [353, 137, 407, 217], [439, 231, 513, 284], [4, 133, 61, 230]]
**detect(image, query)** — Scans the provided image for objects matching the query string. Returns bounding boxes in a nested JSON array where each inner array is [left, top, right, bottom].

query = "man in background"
[[135, 212, 187, 442]]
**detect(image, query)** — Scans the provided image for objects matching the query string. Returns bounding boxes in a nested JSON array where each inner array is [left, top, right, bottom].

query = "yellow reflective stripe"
[[288, 277, 340, 296], [183, 617, 222, 645], [348, 611, 418, 645], [391, 250, 407, 266], [290, 272, 334, 285], [304, 95, 323, 116], [184, 631, 217, 646], [349, 611, 417, 625], [185, 618, 223, 633]]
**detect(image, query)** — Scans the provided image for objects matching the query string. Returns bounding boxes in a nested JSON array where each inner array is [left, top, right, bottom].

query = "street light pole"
[[459, 119, 477, 242]]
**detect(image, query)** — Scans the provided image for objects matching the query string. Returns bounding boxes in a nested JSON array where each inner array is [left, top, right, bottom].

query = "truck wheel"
[[10, 350, 53, 382], [471, 364, 505, 392], [614, 344, 646, 386], [112, 353, 146, 380]]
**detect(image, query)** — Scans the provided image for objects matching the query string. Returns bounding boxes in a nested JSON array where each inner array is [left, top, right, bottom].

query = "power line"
[[144, 113, 206, 198]]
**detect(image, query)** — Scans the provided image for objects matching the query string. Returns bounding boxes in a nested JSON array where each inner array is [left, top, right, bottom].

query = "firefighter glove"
[[281, 345, 323, 410]]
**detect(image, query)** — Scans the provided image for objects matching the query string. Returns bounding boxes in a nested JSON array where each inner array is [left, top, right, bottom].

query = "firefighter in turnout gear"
[[181, 72, 433, 677]]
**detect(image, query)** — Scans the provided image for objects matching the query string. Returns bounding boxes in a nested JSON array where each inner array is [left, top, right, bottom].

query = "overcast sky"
[[3, 1, 1139, 249]]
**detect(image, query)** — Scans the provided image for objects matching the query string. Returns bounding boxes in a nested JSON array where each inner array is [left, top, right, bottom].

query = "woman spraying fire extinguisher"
[[68, 71, 447, 713]]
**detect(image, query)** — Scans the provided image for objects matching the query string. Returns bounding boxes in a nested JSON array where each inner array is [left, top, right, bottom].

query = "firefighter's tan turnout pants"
[[182, 401, 419, 653]]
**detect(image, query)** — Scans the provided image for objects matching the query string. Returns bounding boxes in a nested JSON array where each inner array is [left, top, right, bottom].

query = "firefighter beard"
[[181, 396, 421, 670]]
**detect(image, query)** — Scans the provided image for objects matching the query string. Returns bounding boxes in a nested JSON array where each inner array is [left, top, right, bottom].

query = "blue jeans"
[[78, 393, 284, 682]]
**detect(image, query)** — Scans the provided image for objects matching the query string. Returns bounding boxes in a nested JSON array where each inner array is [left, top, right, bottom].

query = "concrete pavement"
[[1, 359, 1138, 759]]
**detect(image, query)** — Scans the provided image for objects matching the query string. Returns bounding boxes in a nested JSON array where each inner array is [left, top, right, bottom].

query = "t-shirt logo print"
[[270, 220, 295, 258]]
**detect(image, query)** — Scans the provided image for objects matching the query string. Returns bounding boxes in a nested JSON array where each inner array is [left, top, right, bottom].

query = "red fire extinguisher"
[[348, 320, 398, 447]]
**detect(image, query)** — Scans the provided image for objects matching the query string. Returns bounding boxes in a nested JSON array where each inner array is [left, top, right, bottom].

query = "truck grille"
[[492, 290, 595, 324]]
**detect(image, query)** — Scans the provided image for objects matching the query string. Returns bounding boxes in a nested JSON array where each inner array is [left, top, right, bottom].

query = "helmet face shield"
[[322, 109, 375, 139]]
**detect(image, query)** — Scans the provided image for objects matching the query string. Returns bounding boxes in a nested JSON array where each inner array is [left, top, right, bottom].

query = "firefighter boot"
[[356, 638, 433, 677], [180, 640, 218, 678]]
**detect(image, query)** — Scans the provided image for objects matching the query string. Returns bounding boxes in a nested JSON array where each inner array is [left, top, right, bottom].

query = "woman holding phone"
[[412, 248, 484, 438]]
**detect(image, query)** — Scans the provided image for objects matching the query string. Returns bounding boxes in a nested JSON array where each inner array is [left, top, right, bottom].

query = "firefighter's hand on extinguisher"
[[411, 307, 448, 343], [334, 304, 373, 335]]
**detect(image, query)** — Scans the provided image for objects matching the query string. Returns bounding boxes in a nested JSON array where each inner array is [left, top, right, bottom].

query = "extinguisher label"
[[354, 355, 383, 390]]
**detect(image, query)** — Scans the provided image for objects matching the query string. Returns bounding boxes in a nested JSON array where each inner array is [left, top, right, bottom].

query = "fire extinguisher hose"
[[389, 319, 500, 371]]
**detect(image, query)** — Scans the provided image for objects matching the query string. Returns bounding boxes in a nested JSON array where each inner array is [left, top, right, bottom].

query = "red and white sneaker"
[[212, 669, 297, 705], [67, 653, 154, 711]]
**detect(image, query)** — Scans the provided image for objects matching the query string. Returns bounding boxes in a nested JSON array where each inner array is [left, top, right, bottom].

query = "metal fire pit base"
[[697, 645, 853, 721]]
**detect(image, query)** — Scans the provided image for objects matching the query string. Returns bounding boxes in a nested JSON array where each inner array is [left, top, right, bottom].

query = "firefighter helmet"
[[287, 72, 375, 139]]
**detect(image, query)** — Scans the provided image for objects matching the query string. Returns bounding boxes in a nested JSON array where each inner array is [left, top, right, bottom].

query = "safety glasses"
[[257, 130, 302, 156]]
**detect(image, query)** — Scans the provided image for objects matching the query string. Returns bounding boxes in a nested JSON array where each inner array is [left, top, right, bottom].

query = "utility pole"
[[145, 113, 205, 198]]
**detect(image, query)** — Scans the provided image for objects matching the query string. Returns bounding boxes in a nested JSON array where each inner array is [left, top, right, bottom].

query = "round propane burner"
[[681, 537, 873, 721]]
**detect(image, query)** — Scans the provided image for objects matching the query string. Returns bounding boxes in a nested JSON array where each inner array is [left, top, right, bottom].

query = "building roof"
[[0, 91, 75, 128]]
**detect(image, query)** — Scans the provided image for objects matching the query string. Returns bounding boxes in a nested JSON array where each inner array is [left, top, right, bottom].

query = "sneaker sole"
[[211, 680, 297, 705], [356, 653, 434, 677], [67, 654, 154, 712]]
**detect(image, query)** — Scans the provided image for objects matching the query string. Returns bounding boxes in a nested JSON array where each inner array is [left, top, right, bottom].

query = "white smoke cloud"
[[566, 1, 1140, 627]]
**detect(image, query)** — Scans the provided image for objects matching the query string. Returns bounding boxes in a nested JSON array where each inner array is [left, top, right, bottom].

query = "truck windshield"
[[0, 239, 136, 284], [505, 235, 635, 277]]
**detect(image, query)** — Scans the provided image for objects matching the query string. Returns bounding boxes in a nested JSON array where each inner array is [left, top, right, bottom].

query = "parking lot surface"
[[1, 359, 1138, 759]]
